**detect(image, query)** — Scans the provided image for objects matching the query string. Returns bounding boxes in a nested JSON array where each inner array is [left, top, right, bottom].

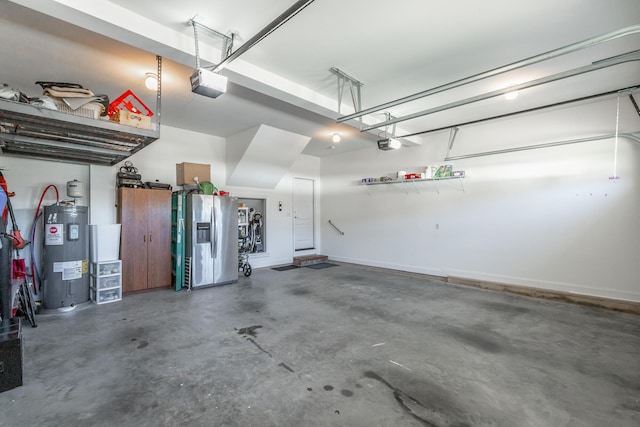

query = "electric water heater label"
[[53, 260, 83, 280], [45, 224, 64, 245]]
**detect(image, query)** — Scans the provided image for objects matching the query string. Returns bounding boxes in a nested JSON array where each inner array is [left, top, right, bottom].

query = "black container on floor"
[[0, 318, 23, 393]]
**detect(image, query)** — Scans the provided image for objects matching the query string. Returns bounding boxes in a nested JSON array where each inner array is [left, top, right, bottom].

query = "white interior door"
[[294, 177, 314, 251]]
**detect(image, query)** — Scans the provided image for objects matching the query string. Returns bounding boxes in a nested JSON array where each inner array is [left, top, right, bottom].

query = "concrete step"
[[293, 255, 328, 266]]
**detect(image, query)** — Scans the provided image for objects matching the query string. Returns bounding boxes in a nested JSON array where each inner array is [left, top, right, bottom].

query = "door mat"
[[305, 262, 338, 269], [272, 265, 300, 271]]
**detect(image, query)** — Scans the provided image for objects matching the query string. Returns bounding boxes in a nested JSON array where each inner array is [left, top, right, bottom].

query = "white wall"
[[4, 97, 637, 302], [0, 156, 90, 274], [1, 124, 320, 272], [107, 125, 321, 269], [320, 97, 640, 302], [225, 153, 321, 268]]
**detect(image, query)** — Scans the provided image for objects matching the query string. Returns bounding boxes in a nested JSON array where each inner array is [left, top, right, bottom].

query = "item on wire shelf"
[[108, 89, 153, 117], [110, 109, 152, 129], [433, 165, 453, 178], [36, 81, 109, 117], [108, 89, 153, 129], [0, 83, 29, 103], [404, 173, 422, 180]]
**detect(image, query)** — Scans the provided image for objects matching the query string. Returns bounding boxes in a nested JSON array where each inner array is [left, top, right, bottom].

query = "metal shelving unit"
[[0, 99, 160, 166], [0, 55, 162, 166]]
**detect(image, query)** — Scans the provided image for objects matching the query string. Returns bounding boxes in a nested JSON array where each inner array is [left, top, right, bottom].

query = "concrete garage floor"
[[1, 262, 639, 426]]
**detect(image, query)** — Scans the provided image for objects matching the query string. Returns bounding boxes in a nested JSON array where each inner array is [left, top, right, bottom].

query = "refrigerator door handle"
[[212, 206, 218, 258]]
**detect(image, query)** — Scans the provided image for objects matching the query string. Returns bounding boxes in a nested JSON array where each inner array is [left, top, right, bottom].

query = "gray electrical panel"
[[42, 205, 89, 309]]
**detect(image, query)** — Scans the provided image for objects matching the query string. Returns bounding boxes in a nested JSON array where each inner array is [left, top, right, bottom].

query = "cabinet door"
[[118, 188, 149, 293], [146, 190, 171, 289]]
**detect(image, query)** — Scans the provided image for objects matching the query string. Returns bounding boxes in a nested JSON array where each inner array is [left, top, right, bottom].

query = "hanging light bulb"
[[144, 73, 158, 91]]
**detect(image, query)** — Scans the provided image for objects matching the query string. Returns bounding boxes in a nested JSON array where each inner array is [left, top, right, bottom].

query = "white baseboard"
[[443, 268, 640, 303], [328, 255, 445, 278], [323, 255, 640, 311]]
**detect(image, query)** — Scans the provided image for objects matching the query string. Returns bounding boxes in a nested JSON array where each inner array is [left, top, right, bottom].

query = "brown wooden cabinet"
[[117, 188, 172, 293]]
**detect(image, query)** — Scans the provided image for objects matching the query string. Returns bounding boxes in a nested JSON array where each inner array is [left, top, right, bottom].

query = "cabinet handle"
[[150, 233, 153, 242], [143, 235, 146, 243]]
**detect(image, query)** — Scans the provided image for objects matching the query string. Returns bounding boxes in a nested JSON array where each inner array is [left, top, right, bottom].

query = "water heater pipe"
[[30, 185, 59, 294]]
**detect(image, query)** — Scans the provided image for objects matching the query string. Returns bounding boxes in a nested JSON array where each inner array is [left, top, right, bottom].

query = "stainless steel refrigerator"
[[185, 194, 238, 288]]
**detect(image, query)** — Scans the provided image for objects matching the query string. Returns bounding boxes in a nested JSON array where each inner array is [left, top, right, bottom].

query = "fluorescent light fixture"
[[388, 138, 401, 149], [144, 73, 157, 91], [332, 133, 341, 143]]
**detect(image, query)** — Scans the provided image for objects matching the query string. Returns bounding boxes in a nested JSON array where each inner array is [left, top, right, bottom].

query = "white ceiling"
[[1, 0, 639, 158]]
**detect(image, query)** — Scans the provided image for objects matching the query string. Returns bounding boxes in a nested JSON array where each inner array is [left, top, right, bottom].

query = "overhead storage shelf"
[[0, 98, 160, 166]]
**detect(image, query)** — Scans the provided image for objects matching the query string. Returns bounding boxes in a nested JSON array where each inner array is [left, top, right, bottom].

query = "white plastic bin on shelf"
[[89, 224, 121, 262]]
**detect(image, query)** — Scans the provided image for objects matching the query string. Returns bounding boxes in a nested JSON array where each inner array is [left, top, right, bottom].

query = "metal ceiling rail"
[[207, 0, 316, 72], [630, 93, 640, 117], [396, 86, 640, 139], [444, 133, 640, 162], [359, 49, 640, 132], [337, 24, 640, 124]]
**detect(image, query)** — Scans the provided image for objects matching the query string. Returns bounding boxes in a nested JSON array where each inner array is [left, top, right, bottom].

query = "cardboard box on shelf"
[[110, 109, 152, 130], [176, 162, 211, 185]]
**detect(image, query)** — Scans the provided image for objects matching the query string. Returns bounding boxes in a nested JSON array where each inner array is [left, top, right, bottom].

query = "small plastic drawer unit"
[[90, 260, 122, 304], [97, 260, 121, 275], [91, 286, 122, 304], [95, 274, 122, 290]]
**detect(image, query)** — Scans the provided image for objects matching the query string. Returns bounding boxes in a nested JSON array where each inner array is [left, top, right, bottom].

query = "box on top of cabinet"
[[176, 163, 211, 186]]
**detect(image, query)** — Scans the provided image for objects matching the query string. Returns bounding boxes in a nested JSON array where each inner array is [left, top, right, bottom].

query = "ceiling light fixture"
[[144, 73, 157, 91], [332, 133, 341, 143], [504, 90, 519, 100]]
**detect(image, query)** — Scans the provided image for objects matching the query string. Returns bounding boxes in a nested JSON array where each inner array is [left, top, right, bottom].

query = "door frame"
[[293, 177, 316, 253]]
